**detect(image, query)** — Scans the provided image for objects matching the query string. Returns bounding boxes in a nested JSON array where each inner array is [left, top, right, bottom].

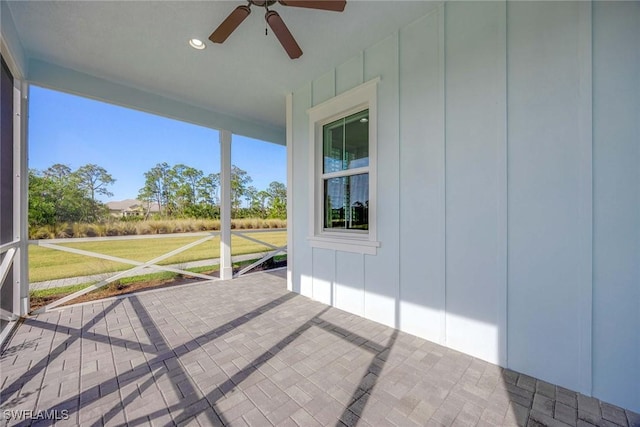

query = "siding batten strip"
[[496, 0, 509, 368], [441, 1, 448, 346], [396, 28, 402, 331], [578, 0, 594, 395], [436, 2, 446, 346]]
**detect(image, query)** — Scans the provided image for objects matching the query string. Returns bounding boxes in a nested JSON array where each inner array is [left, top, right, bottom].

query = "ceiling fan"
[[209, 1, 347, 59]]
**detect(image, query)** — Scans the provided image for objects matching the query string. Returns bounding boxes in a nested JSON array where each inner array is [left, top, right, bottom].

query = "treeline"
[[29, 164, 114, 227], [28, 162, 286, 229], [137, 162, 286, 220]]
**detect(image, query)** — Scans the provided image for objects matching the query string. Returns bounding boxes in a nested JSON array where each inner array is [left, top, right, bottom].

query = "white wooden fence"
[[29, 229, 287, 313]]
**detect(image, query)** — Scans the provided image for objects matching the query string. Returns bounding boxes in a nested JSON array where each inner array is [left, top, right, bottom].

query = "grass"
[[28, 256, 287, 311], [29, 283, 90, 299], [29, 231, 287, 282]]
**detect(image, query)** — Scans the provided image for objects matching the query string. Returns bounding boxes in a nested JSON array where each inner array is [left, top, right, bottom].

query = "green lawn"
[[29, 231, 287, 282]]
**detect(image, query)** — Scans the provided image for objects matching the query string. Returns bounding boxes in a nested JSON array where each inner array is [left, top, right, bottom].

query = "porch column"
[[15, 81, 28, 315], [219, 130, 232, 280]]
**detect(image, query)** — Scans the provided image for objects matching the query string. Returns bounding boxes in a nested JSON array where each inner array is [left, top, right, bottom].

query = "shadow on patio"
[[1, 269, 638, 426]]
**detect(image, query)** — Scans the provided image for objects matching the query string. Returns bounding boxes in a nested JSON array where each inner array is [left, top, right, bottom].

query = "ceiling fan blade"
[[278, 0, 346, 12], [209, 5, 251, 43], [265, 10, 303, 59]]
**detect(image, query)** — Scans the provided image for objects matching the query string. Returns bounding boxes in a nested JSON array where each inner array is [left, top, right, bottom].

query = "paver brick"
[[308, 396, 343, 425], [338, 409, 360, 426], [529, 409, 575, 427], [627, 410, 640, 427], [578, 408, 604, 426], [536, 380, 557, 399], [242, 407, 271, 427], [502, 369, 518, 384], [558, 387, 579, 409], [533, 393, 555, 417], [221, 397, 256, 423], [194, 408, 224, 427], [454, 385, 490, 408], [601, 402, 629, 426], [507, 385, 534, 408], [480, 407, 506, 425], [285, 384, 313, 406], [264, 398, 302, 425], [555, 401, 578, 426], [290, 407, 322, 427], [578, 394, 602, 417], [506, 402, 531, 426]]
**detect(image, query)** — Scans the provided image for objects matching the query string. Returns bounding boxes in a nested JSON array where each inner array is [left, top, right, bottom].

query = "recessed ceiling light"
[[189, 38, 206, 50]]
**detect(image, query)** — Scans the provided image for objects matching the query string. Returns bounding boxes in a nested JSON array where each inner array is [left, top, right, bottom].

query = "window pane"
[[324, 173, 368, 230], [323, 124, 344, 174], [323, 110, 369, 173]]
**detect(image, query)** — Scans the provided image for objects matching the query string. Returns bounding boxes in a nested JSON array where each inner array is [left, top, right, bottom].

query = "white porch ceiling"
[[5, 1, 438, 143]]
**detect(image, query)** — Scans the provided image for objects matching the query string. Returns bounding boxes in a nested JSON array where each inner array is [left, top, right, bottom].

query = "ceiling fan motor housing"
[[250, 1, 277, 8]]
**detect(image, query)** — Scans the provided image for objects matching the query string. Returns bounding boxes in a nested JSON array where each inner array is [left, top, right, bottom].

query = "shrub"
[[28, 217, 285, 239], [121, 223, 137, 235], [83, 224, 105, 237], [135, 222, 152, 235], [148, 220, 170, 234], [30, 225, 55, 239], [56, 223, 74, 238]]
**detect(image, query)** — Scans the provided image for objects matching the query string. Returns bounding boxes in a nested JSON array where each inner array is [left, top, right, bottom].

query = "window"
[[308, 78, 380, 255], [323, 109, 369, 231]]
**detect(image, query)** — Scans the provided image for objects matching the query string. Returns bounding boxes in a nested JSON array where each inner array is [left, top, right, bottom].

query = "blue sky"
[[28, 86, 286, 202]]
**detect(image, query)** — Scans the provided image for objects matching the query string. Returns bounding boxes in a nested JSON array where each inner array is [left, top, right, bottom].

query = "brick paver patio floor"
[[1, 269, 638, 426]]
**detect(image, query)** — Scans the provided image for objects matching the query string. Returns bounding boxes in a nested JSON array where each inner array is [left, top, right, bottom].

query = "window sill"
[[307, 235, 380, 255]]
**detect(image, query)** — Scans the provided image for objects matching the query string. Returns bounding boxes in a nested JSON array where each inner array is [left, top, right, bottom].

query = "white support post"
[[17, 81, 28, 316], [11, 77, 27, 317], [286, 93, 294, 291], [220, 130, 233, 280]]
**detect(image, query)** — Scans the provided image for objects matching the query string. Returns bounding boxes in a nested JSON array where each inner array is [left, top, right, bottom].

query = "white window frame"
[[307, 77, 381, 255]]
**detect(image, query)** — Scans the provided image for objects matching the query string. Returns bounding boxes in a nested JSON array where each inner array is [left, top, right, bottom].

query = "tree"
[[28, 170, 58, 227], [241, 186, 267, 218], [198, 173, 219, 206], [73, 164, 115, 220], [29, 166, 98, 226], [266, 181, 287, 219], [42, 164, 90, 222], [43, 163, 72, 180], [74, 164, 115, 202], [255, 190, 270, 218], [229, 165, 252, 216], [171, 164, 203, 214], [138, 162, 173, 217]]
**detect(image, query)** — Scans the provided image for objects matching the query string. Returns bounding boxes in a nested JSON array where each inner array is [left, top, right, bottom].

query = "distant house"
[[106, 199, 160, 218]]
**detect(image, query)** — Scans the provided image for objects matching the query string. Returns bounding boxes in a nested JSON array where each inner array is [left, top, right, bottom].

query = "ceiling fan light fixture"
[[189, 38, 206, 50]]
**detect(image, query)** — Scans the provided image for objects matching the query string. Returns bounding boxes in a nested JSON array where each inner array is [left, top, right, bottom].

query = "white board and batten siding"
[[288, 1, 640, 413]]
